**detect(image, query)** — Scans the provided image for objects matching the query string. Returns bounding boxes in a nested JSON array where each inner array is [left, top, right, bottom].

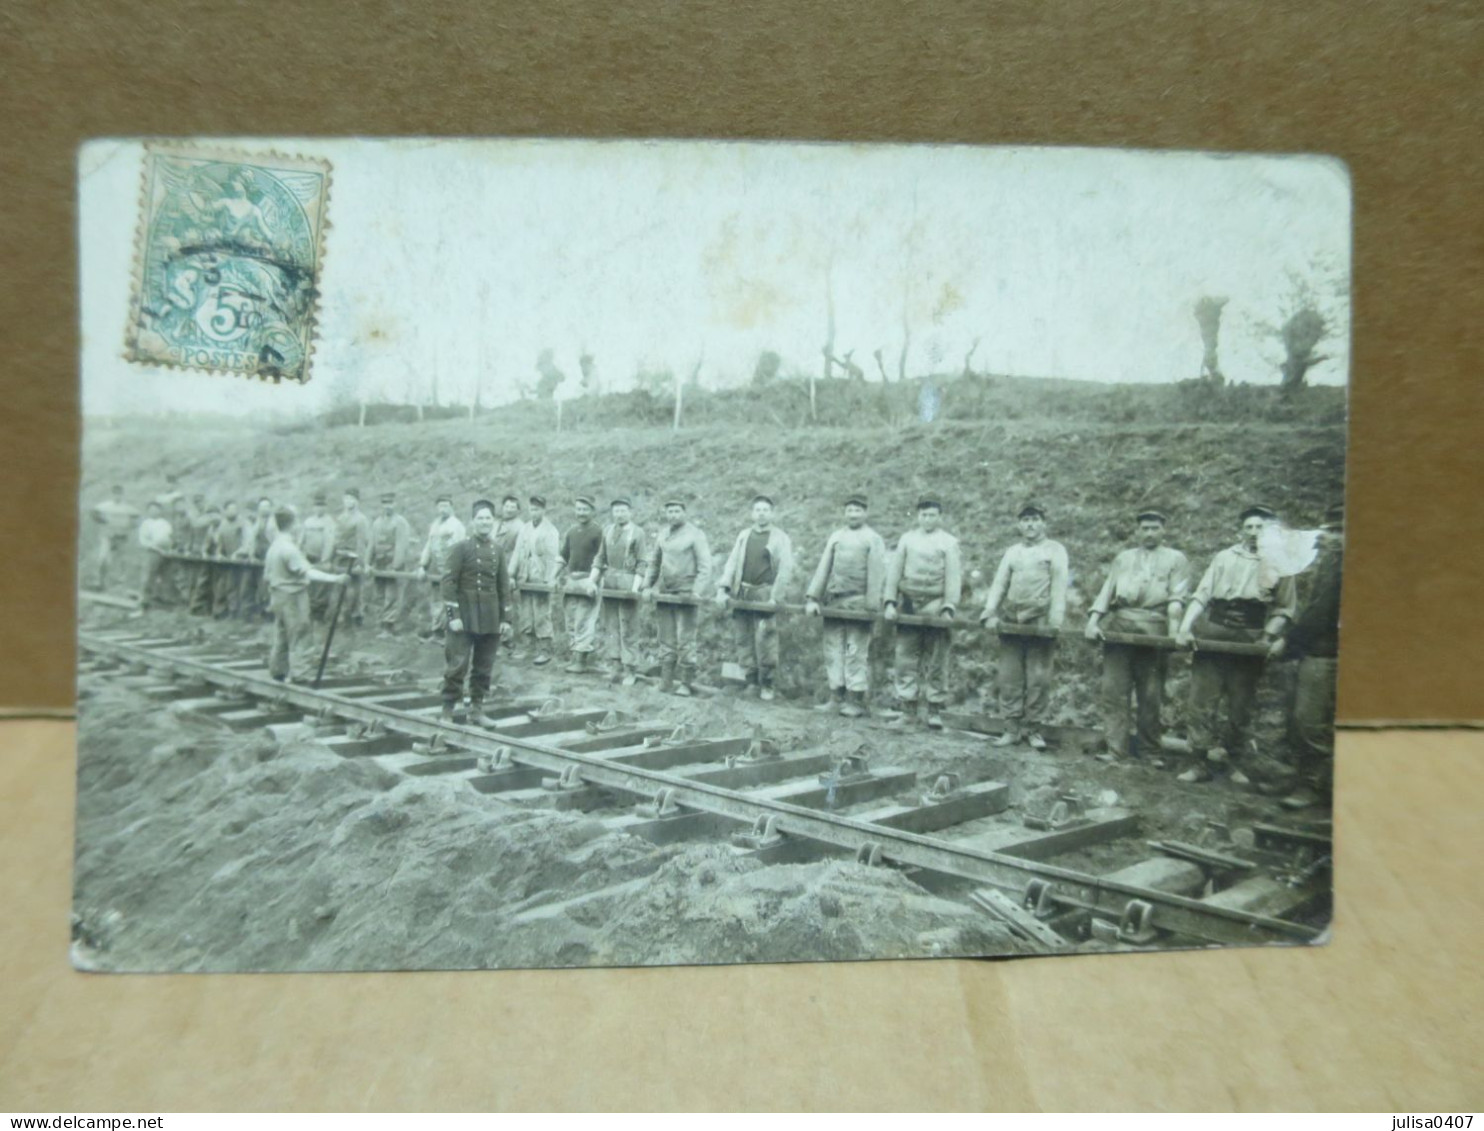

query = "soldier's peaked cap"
[[1135, 509, 1168, 524], [663, 498, 687, 509], [1018, 503, 1046, 519], [1240, 504, 1277, 522]]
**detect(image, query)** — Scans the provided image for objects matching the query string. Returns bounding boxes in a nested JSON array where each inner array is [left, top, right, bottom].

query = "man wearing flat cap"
[[642, 499, 714, 695], [883, 497, 962, 729], [981, 504, 1070, 750], [415, 494, 466, 640], [299, 491, 338, 623], [597, 497, 649, 685], [1174, 504, 1297, 784], [333, 487, 372, 627], [370, 491, 413, 637], [716, 494, 795, 701], [440, 499, 513, 727], [1085, 509, 1191, 762], [556, 495, 604, 673], [806, 494, 887, 717], [510, 495, 560, 665]]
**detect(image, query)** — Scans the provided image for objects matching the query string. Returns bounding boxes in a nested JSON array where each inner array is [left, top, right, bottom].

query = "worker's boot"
[[887, 701, 918, 729], [840, 691, 866, 718], [674, 663, 696, 697], [468, 700, 494, 728], [815, 688, 845, 713], [564, 651, 588, 675], [440, 701, 456, 724]]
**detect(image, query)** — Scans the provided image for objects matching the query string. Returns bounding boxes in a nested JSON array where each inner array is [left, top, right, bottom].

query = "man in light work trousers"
[[299, 491, 338, 623], [333, 488, 372, 628], [415, 494, 465, 640], [370, 491, 413, 637], [981, 504, 1070, 750], [440, 499, 513, 727], [716, 494, 795, 701], [597, 497, 648, 686], [510, 494, 559, 664], [1175, 504, 1296, 785], [642, 499, 713, 696], [136, 501, 174, 611], [557, 495, 604, 674], [884, 497, 962, 730], [263, 508, 348, 684], [805, 493, 887, 717]]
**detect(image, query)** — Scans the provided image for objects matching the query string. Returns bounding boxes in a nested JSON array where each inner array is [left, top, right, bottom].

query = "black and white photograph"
[[73, 139, 1350, 972]]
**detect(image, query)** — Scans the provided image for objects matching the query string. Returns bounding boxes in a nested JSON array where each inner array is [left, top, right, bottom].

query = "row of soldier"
[[91, 481, 1342, 810]]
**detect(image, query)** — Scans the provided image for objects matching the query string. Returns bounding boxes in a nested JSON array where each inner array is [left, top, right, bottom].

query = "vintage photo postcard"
[[74, 139, 1348, 972]]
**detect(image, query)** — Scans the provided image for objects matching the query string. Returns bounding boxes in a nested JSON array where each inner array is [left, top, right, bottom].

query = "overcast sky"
[[80, 139, 1350, 418]]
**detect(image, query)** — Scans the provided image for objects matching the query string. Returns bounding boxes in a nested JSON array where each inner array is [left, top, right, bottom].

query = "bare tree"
[[675, 354, 703, 432], [872, 347, 889, 383], [1279, 308, 1330, 391], [1194, 296, 1229, 384], [826, 349, 865, 382], [752, 350, 782, 386], [578, 351, 597, 394], [535, 348, 566, 400], [1255, 264, 1346, 392], [963, 336, 981, 379]]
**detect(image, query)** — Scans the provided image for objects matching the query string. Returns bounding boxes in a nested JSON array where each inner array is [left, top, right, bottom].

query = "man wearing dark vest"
[[557, 495, 604, 674], [597, 498, 648, 685], [716, 494, 794, 701]]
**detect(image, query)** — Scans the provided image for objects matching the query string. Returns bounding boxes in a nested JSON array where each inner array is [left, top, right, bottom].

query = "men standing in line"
[[716, 495, 795, 701], [1084, 510, 1190, 763], [263, 507, 348, 684], [370, 491, 413, 637], [209, 499, 249, 619], [136, 501, 173, 611], [596, 497, 648, 685], [981, 504, 1070, 750], [440, 500, 513, 727], [509, 494, 559, 665], [642, 500, 713, 696], [299, 492, 338, 623], [1174, 504, 1296, 785], [805, 493, 887, 717], [333, 488, 372, 628], [90, 485, 139, 592], [556, 495, 604, 674], [416, 494, 466, 641], [1273, 502, 1343, 810], [883, 498, 962, 729]]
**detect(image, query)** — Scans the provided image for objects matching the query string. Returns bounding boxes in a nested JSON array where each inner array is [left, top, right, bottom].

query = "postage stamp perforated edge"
[[123, 140, 333, 385]]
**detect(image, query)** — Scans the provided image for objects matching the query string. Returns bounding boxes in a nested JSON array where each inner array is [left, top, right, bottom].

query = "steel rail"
[[78, 631, 1321, 947]]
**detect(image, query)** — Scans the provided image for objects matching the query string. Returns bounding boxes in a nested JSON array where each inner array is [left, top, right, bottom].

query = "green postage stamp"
[[125, 144, 331, 383]]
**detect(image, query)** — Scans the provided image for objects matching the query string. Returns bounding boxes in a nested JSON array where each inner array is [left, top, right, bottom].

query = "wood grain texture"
[[2, 721, 1479, 1110], [2, 1, 1481, 717]]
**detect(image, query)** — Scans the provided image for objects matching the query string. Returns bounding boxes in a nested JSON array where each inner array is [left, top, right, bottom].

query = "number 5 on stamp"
[[125, 144, 331, 384]]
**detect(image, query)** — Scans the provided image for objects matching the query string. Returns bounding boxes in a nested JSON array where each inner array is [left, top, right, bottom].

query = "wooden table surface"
[[2, 721, 1478, 1112]]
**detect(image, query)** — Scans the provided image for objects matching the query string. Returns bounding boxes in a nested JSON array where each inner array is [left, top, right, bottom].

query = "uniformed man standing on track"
[[90, 485, 139, 592], [1084, 510, 1190, 763], [333, 488, 372, 628], [805, 493, 887, 717], [1174, 504, 1296, 785], [642, 500, 713, 696], [509, 494, 559, 665], [596, 497, 648, 686], [556, 495, 604, 674], [440, 499, 513, 727], [416, 494, 466, 640], [299, 492, 338, 623], [264, 507, 349, 684], [883, 497, 962, 729], [370, 491, 413, 637], [136, 501, 173, 612], [716, 495, 794, 701], [209, 500, 249, 619]]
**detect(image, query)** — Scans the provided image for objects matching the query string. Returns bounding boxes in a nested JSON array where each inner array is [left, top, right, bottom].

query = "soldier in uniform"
[[596, 497, 648, 685], [509, 494, 559, 664], [370, 491, 413, 637], [415, 493, 466, 640], [642, 500, 713, 696], [804, 493, 887, 717], [981, 504, 1070, 750], [333, 488, 372, 627], [884, 497, 962, 729], [556, 495, 604, 674], [1174, 504, 1296, 784], [440, 500, 513, 726], [299, 491, 338, 623], [716, 495, 795, 701], [90, 485, 139, 592], [263, 508, 348, 684], [1085, 510, 1190, 763]]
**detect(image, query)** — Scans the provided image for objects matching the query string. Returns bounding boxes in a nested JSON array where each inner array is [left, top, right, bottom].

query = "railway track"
[[77, 627, 1331, 955]]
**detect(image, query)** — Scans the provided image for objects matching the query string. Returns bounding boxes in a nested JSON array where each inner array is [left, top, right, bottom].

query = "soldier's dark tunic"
[[439, 534, 510, 707]]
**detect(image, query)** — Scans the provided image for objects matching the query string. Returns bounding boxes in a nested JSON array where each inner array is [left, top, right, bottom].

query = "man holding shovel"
[[264, 507, 349, 685]]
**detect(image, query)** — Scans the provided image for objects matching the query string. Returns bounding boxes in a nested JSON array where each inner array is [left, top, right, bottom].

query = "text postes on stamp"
[[126, 145, 331, 383]]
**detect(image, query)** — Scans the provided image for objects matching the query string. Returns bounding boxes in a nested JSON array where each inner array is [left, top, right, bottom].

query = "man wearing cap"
[[597, 498, 649, 685], [89, 485, 140, 592], [299, 492, 338, 623], [716, 495, 795, 701], [1085, 510, 1191, 762], [642, 500, 714, 696], [556, 496, 604, 674], [440, 500, 513, 726], [1174, 504, 1297, 784], [805, 493, 887, 717], [209, 500, 250, 619], [1272, 502, 1344, 809], [981, 505, 1070, 750], [415, 494, 466, 640], [510, 495, 559, 664], [333, 488, 372, 628], [263, 507, 349, 684], [884, 498, 962, 729], [370, 491, 413, 637]]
